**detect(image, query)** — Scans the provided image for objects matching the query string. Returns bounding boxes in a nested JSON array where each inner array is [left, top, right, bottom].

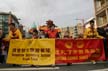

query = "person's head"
[[9, 23, 16, 31], [32, 29, 38, 38], [46, 20, 54, 28], [90, 20, 94, 28]]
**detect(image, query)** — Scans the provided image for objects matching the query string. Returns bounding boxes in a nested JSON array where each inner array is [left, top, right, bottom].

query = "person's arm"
[[3, 32, 11, 41], [96, 31, 104, 39], [17, 29, 22, 39]]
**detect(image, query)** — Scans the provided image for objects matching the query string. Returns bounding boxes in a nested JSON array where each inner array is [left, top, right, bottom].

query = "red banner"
[[55, 39, 105, 64]]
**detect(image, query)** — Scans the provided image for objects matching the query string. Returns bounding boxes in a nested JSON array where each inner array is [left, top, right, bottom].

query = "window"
[[101, 0, 105, 6], [95, 0, 105, 11], [2, 15, 8, 21], [0, 15, 3, 20], [97, 11, 107, 26], [107, 0, 108, 5]]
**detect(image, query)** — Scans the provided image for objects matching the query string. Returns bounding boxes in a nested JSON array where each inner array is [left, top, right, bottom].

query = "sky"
[[0, 0, 94, 30]]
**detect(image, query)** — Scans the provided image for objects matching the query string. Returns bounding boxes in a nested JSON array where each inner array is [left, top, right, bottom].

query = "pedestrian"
[[84, 20, 103, 64]]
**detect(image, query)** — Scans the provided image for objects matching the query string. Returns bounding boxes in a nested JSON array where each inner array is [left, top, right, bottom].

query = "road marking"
[[0, 67, 60, 71], [89, 68, 108, 71]]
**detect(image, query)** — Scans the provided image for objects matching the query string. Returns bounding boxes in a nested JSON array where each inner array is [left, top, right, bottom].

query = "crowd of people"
[[0, 19, 108, 66]]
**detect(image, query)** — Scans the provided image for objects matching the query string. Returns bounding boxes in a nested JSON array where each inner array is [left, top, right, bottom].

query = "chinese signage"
[[55, 39, 105, 63], [7, 39, 55, 65]]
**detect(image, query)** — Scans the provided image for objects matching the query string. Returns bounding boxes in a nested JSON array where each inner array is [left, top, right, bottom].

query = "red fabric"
[[47, 30, 58, 38], [55, 39, 105, 64]]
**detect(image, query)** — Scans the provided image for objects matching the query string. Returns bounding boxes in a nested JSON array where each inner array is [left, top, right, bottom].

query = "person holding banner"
[[84, 20, 103, 39], [8, 23, 22, 40], [84, 20, 103, 64], [4, 23, 22, 66], [39, 30, 47, 38], [45, 20, 60, 38], [30, 29, 39, 67], [32, 29, 39, 39]]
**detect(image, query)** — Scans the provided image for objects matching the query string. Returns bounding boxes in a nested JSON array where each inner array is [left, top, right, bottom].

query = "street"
[[0, 62, 108, 71]]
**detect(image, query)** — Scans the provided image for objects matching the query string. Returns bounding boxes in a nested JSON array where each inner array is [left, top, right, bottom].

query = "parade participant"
[[5, 23, 22, 66], [39, 30, 47, 38], [32, 29, 38, 39], [84, 20, 103, 64], [47, 24, 60, 38], [30, 29, 39, 67], [6, 23, 22, 40], [45, 20, 60, 38], [46, 20, 54, 29], [84, 20, 103, 38]]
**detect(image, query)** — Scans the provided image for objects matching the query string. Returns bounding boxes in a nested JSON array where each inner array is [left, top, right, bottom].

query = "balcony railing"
[[96, 3, 106, 12]]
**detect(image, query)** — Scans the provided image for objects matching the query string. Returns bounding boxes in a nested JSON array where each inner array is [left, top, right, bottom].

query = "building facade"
[[74, 23, 83, 38], [61, 26, 74, 38], [94, 0, 108, 27], [0, 12, 19, 36], [61, 23, 83, 38]]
